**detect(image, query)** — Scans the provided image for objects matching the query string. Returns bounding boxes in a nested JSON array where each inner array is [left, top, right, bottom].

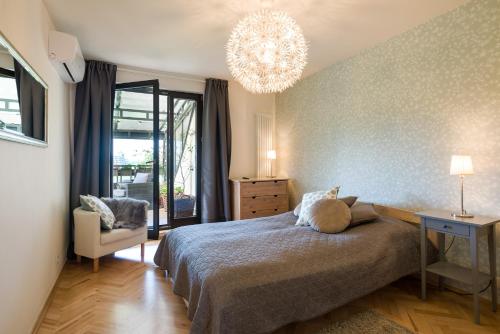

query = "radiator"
[[256, 113, 273, 178]]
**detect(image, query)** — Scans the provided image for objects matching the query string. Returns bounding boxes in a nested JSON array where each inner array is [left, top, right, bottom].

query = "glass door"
[[159, 90, 203, 228], [165, 91, 202, 228], [112, 80, 160, 239], [112, 82, 202, 238]]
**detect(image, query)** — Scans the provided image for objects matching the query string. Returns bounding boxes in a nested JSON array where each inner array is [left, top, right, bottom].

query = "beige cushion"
[[101, 226, 147, 245], [293, 196, 357, 217], [295, 186, 340, 226], [308, 199, 351, 233], [350, 203, 380, 226]]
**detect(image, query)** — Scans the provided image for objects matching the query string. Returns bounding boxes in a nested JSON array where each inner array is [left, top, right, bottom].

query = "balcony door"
[[164, 91, 202, 229], [111, 80, 202, 239]]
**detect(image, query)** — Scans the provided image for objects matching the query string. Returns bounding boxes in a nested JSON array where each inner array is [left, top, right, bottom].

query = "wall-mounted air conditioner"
[[48, 31, 85, 83]]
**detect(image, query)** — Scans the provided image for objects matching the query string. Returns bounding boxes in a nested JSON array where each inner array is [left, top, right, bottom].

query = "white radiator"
[[256, 113, 273, 177]]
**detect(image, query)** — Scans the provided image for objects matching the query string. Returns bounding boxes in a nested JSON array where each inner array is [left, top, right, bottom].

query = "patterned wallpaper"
[[276, 0, 500, 278]]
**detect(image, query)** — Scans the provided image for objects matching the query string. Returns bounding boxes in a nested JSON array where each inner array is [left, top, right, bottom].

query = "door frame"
[[111, 80, 160, 239]]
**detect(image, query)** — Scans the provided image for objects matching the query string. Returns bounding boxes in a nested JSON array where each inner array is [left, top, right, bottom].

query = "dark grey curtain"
[[13, 59, 45, 140], [201, 78, 232, 223], [68, 60, 117, 257]]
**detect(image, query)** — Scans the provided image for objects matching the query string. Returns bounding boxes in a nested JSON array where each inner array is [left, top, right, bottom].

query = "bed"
[[153, 210, 421, 334]]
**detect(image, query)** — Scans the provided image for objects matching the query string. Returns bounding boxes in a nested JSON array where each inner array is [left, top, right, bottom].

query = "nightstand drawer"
[[427, 219, 470, 237]]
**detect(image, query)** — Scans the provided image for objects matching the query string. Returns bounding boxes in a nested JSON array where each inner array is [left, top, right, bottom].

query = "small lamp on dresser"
[[449, 155, 474, 218], [267, 150, 277, 178]]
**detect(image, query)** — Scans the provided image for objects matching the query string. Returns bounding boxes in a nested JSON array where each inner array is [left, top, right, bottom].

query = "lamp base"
[[451, 212, 474, 218]]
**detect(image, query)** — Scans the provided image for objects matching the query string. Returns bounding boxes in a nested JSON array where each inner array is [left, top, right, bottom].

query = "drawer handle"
[[252, 196, 256, 199], [252, 211, 256, 214], [274, 208, 278, 211], [252, 182, 256, 184], [274, 195, 278, 197], [443, 225, 452, 230], [274, 180, 278, 183]]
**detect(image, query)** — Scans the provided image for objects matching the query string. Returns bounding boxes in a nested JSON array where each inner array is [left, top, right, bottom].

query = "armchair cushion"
[[101, 226, 147, 245], [80, 195, 115, 230]]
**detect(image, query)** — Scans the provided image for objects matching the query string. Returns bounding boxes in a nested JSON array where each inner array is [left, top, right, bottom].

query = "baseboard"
[[31, 258, 66, 333]]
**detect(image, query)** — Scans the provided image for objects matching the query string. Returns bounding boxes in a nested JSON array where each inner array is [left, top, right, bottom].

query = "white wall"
[[115, 66, 275, 179], [229, 81, 275, 178], [116, 65, 205, 94], [0, 1, 70, 333]]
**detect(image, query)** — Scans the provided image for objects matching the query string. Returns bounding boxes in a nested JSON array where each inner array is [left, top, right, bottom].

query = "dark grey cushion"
[[350, 203, 380, 226], [339, 196, 358, 207]]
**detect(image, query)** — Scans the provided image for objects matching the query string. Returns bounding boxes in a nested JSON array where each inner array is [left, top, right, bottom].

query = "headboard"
[[373, 204, 420, 225], [373, 204, 438, 246]]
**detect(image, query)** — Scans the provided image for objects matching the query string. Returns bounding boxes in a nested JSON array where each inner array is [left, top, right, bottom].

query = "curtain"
[[13, 59, 45, 140], [201, 78, 232, 223], [68, 60, 117, 257]]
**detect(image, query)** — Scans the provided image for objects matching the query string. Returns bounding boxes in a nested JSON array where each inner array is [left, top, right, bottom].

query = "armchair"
[[74, 207, 147, 272]]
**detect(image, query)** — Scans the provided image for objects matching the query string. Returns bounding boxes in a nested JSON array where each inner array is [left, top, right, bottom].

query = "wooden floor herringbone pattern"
[[37, 241, 500, 334], [37, 242, 190, 334]]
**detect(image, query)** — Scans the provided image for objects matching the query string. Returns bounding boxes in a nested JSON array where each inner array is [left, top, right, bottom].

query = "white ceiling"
[[43, 0, 466, 80]]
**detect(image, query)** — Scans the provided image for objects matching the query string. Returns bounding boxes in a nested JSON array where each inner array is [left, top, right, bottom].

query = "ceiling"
[[43, 0, 466, 80]]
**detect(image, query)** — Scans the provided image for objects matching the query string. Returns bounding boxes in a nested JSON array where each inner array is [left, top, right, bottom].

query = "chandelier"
[[226, 10, 307, 94]]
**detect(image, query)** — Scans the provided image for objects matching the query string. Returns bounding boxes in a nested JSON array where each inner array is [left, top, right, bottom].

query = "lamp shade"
[[450, 155, 474, 175], [267, 150, 277, 160]]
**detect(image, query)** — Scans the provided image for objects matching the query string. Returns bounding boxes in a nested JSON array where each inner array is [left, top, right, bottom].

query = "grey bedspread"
[[154, 212, 420, 334]]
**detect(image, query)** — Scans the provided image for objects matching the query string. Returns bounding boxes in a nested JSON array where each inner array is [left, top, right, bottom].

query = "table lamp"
[[450, 155, 474, 218], [267, 150, 276, 178]]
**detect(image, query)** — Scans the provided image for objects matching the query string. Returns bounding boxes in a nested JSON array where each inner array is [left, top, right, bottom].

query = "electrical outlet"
[[56, 251, 66, 267]]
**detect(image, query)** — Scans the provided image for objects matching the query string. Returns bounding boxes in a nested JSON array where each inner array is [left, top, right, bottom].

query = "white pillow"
[[80, 195, 115, 230], [295, 186, 339, 226], [133, 172, 149, 184], [293, 203, 302, 216]]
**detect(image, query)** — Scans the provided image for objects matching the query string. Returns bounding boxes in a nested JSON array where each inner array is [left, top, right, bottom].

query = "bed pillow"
[[293, 195, 357, 217], [295, 186, 339, 226], [308, 199, 351, 233], [293, 203, 302, 216], [339, 196, 358, 207], [350, 202, 380, 227], [80, 195, 115, 230]]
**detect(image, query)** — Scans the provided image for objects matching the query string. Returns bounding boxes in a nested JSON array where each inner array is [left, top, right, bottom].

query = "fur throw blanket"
[[101, 197, 148, 229]]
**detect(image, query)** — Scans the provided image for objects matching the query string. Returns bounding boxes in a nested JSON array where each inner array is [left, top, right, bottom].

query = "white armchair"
[[73, 208, 147, 272]]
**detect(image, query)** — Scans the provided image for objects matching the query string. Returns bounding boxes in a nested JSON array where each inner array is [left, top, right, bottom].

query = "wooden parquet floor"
[[37, 241, 500, 334]]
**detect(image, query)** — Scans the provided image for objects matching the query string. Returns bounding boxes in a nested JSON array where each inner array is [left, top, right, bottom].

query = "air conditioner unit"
[[49, 31, 85, 83]]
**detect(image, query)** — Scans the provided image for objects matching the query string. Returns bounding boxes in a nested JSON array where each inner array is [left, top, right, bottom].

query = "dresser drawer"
[[240, 180, 287, 197], [426, 219, 470, 237], [241, 207, 288, 220], [241, 195, 289, 211]]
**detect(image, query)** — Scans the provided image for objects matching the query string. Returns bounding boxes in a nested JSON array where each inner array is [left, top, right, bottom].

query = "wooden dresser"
[[230, 178, 289, 220]]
